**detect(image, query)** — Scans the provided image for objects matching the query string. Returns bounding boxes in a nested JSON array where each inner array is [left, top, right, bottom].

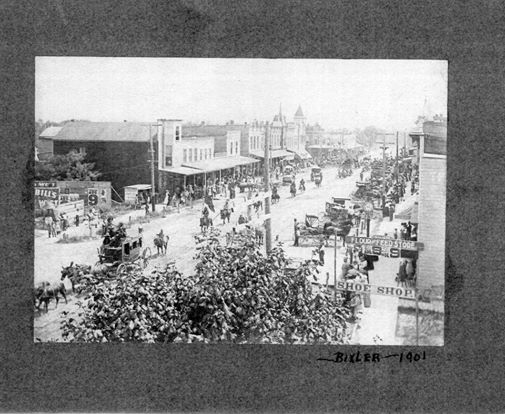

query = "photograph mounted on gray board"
[[33, 57, 446, 345]]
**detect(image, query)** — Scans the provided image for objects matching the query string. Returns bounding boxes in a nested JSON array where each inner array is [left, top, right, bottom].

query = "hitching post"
[[264, 122, 272, 254]]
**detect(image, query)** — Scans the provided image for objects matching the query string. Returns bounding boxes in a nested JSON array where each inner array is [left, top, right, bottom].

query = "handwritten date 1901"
[[317, 351, 426, 363]]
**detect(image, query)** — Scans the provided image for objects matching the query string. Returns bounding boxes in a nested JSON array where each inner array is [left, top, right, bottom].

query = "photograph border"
[[1, 1, 504, 412]]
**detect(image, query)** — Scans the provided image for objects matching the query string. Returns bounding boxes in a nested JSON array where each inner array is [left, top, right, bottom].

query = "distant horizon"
[[36, 58, 447, 132]]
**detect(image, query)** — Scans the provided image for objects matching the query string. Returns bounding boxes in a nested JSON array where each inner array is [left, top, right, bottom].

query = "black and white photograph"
[[34, 57, 447, 345]]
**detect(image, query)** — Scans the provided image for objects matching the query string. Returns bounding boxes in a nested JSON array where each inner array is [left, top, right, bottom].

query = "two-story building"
[[38, 121, 158, 200], [156, 120, 259, 195]]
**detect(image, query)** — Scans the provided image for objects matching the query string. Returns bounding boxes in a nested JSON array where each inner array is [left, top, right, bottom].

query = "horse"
[[252, 200, 263, 213], [220, 208, 231, 224], [271, 189, 280, 204], [34, 281, 67, 312], [154, 234, 170, 255], [61, 262, 89, 294], [200, 216, 213, 233]]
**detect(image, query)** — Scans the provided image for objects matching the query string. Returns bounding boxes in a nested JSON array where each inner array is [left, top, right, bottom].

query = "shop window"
[[79, 147, 86, 155], [165, 156, 172, 166]]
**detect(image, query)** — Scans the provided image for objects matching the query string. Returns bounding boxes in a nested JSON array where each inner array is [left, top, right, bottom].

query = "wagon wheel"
[[141, 247, 152, 269], [116, 262, 128, 276]]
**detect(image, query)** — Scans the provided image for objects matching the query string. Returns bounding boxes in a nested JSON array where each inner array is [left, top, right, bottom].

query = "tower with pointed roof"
[[293, 105, 306, 150]]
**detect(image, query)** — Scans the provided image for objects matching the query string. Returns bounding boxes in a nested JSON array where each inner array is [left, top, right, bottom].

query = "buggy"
[[97, 235, 151, 275]]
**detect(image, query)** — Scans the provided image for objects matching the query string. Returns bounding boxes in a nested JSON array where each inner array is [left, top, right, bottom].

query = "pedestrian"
[[165, 189, 171, 207], [293, 219, 299, 246], [389, 203, 394, 221], [318, 244, 325, 265], [75, 214, 80, 227], [145, 202, 149, 216], [406, 259, 415, 287], [394, 228, 398, 239], [341, 257, 352, 279], [44, 215, 53, 238], [397, 259, 408, 287]]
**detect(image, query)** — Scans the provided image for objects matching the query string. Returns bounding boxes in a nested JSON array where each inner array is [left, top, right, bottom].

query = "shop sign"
[[336, 280, 416, 299], [345, 235, 422, 251]]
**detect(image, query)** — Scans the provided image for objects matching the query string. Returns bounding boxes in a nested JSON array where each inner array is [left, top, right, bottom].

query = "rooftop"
[[40, 121, 157, 142]]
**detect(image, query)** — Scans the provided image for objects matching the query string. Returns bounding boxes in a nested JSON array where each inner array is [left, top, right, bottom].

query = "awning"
[[288, 149, 312, 160], [395, 202, 419, 224], [249, 149, 293, 159], [182, 156, 259, 173], [123, 184, 152, 190], [161, 166, 202, 176]]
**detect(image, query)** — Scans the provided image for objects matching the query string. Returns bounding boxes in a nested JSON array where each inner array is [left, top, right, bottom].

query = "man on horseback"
[[220, 199, 232, 224], [290, 181, 297, 197], [154, 229, 169, 255]]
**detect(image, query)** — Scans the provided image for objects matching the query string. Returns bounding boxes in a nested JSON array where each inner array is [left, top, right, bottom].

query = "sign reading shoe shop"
[[346, 235, 423, 258]]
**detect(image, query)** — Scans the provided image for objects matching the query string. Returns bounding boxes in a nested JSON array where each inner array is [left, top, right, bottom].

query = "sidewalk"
[[349, 187, 418, 345]]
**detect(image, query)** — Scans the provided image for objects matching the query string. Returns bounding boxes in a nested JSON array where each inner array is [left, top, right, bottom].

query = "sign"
[[336, 280, 416, 299], [345, 235, 422, 251], [34, 181, 57, 188], [35, 186, 60, 208], [87, 188, 98, 206]]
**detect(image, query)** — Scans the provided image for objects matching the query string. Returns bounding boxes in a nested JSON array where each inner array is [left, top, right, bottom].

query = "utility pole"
[[333, 228, 338, 302], [264, 122, 272, 254], [382, 133, 386, 206], [149, 123, 156, 212], [377, 133, 394, 207], [395, 131, 399, 184]]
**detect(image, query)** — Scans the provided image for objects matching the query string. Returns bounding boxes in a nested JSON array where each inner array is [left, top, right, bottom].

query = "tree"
[[61, 229, 351, 343], [35, 150, 101, 181]]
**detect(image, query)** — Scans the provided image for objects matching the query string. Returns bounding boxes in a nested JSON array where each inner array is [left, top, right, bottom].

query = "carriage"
[[97, 235, 152, 275], [298, 213, 354, 247], [310, 167, 322, 182]]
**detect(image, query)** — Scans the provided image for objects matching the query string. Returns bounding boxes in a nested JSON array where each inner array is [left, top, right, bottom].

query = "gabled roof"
[[44, 121, 157, 142], [294, 105, 304, 117], [39, 126, 63, 138]]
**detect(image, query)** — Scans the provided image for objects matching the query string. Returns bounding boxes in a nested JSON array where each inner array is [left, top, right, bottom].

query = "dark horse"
[[200, 216, 213, 233], [154, 234, 170, 255], [252, 200, 263, 213], [322, 220, 353, 247], [34, 281, 67, 312], [220, 208, 231, 224]]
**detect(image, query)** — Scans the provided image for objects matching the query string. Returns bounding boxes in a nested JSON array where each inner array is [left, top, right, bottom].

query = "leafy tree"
[[61, 229, 350, 343], [35, 150, 101, 181]]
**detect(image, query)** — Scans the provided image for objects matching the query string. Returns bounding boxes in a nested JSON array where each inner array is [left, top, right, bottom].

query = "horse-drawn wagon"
[[97, 235, 151, 275]]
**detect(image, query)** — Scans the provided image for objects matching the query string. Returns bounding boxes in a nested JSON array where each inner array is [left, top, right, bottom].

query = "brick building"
[[39, 121, 158, 200], [409, 119, 447, 291]]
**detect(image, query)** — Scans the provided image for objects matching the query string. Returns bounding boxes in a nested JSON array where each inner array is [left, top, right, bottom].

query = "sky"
[[35, 58, 447, 131]]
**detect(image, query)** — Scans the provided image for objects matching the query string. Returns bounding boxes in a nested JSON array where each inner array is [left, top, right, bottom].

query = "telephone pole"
[[149, 123, 156, 212], [395, 131, 399, 184], [377, 132, 394, 207], [264, 122, 272, 254]]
